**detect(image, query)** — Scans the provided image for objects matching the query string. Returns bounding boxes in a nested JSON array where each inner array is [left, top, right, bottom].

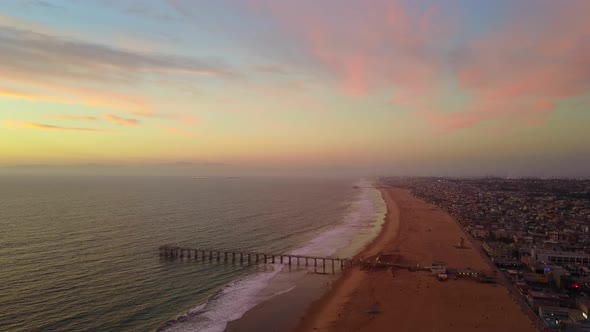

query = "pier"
[[159, 245, 353, 273], [158, 245, 421, 273]]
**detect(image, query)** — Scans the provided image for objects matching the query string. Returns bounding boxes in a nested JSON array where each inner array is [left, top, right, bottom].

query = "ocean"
[[0, 176, 386, 331]]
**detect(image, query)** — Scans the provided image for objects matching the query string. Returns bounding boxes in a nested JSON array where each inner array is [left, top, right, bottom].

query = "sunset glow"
[[1, 0, 589, 176]]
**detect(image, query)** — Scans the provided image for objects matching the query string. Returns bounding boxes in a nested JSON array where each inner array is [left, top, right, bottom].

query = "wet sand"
[[225, 270, 336, 332], [296, 187, 537, 332]]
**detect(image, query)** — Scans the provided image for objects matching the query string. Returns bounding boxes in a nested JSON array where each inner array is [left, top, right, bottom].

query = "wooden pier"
[[159, 245, 354, 273]]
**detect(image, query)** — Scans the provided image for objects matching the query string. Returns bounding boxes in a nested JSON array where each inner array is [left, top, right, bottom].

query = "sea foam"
[[160, 179, 386, 332]]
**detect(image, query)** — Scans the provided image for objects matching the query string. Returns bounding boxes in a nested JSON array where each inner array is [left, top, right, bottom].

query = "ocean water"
[[0, 176, 385, 332]]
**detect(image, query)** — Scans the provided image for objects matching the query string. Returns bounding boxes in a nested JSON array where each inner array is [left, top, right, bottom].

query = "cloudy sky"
[[1, 0, 589, 177]]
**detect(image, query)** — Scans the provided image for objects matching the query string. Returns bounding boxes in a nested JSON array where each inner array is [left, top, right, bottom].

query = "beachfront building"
[[532, 249, 590, 266], [482, 241, 513, 260], [527, 291, 565, 310]]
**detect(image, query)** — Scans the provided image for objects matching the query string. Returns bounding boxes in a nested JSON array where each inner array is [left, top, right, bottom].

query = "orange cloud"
[[0, 80, 151, 115], [52, 115, 97, 121], [1, 83, 191, 124], [5, 120, 112, 132], [0, 87, 38, 100], [104, 114, 140, 126], [0, 18, 233, 123]]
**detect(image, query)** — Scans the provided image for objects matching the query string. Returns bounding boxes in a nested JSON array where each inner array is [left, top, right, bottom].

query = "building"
[[430, 261, 447, 274], [492, 229, 510, 240], [577, 298, 590, 319], [538, 306, 585, 329], [524, 272, 550, 284], [471, 227, 489, 239], [548, 231, 560, 242], [562, 321, 590, 332], [550, 269, 573, 290], [482, 241, 513, 260], [532, 249, 590, 266], [495, 259, 523, 268], [516, 281, 529, 294], [527, 291, 564, 310]]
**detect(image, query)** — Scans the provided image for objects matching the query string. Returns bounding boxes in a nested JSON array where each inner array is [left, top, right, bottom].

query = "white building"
[[532, 249, 590, 266]]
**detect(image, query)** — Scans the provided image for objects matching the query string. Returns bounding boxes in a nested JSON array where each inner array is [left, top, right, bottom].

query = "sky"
[[1, 0, 589, 177]]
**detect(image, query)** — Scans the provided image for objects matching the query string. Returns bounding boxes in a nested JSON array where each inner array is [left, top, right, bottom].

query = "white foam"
[[289, 179, 385, 258], [187, 303, 206, 315], [272, 285, 296, 297], [161, 179, 386, 332], [162, 265, 283, 332]]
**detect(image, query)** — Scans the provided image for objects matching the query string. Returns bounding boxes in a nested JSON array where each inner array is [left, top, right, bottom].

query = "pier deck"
[[158, 245, 416, 273]]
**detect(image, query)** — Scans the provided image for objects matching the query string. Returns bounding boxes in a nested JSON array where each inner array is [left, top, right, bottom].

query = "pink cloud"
[[420, 99, 556, 134], [250, 0, 449, 99], [253, 0, 587, 133], [436, 0, 590, 133], [342, 55, 368, 97]]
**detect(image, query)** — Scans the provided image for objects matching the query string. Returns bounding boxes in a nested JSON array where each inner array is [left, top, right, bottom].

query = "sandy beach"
[[296, 187, 537, 332]]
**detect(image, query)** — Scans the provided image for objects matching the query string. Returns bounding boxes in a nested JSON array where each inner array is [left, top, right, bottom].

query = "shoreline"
[[294, 184, 400, 332], [223, 180, 386, 332], [295, 186, 537, 332]]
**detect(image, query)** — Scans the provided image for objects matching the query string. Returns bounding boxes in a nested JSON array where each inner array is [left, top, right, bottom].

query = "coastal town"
[[383, 177, 590, 331]]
